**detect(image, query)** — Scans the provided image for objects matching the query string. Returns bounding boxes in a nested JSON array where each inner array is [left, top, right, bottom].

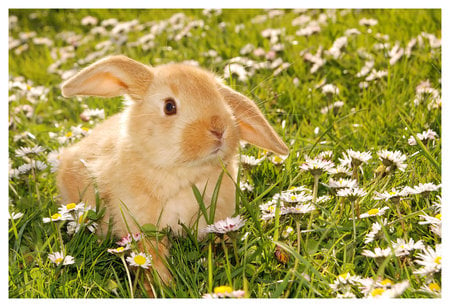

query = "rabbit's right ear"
[[61, 55, 153, 101]]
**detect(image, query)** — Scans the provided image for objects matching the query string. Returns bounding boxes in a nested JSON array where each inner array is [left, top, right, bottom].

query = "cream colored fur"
[[58, 55, 288, 284]]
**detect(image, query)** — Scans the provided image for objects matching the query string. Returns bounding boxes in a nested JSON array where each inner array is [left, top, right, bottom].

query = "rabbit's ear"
[[61, 55, 153, 101], [218, 84, 289, 156]]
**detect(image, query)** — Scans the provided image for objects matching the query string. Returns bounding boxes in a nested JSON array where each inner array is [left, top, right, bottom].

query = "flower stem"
[[121, 255, 134, 299], [221, 238, 233, 287], [231, 238, 240, 266], [312, 174, 319, 205], [351, 200, 356, 242], [207, 239, 213, 293]]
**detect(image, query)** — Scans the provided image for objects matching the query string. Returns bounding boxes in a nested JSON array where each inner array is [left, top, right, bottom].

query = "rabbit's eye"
[[164, 98, 177, 115]]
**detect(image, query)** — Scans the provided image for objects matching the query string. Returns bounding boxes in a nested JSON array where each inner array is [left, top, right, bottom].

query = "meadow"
[[8, 9, 441, 298]]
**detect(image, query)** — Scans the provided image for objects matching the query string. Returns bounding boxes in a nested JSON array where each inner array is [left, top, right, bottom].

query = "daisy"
[[356, 60, 374, 78], [327, 178, 357, 190], [364, 220, 385, 244], [116, 233, 143, 247], [336, 187, 367, 202], [361, 247, 392, 258], [411, 182, 441, 195], [358, 206, 389, 219], [14, 145, 45, 157], [269, 154, 288, 165], [107, 246, 130, 254], [373, 187, 411, 203], [321, 84, 340, 95], [58, 202, 85, 214], [320, 100, 345, 114], [281, 203, 316, 216], [43, 212, 72, 223], [18, 160, 47, 174], [239, 181, 254, 192], [48, 251, 75, 266], [126, 252, 152, 269], [66, 210, 98, 235], [365, 70, 388, 82], [377, 150, 407, 172], [359, 18, 378, 26], [366, 280, 409, 298], [391, 238, 424, 257], [9, 211, 24, 220], [329, 272, 362, 292], [420, 282, 441, 296], [317, 151, 333, 160], [300, 156, 334, 176], [47, 150, 61, 173], [274, 190, 313, 204], [328, 165, 352, 178], [203, 286, 246, 298], [240, 154, 265, 166], [203, 215, 246, 234], [419, 213, 441, 237], [413, 244, 441, 276], [339, 149, 372, 168], [408, 129, 438, 146]]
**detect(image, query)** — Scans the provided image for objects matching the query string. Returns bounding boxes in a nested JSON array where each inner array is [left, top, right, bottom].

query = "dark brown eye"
[[164, 98, 177, 115]]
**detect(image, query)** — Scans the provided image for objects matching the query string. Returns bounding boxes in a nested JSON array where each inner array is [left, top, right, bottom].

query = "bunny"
[[58, 55, 288, 284]]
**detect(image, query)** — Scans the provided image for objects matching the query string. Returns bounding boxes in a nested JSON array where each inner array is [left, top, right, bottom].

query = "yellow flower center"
[[55, 257, 63, 264], [338, 273, 349, 279], [289, 186, 297, 190], [27, 85, 32, 90], [214, 286, 233, 294], [134, 255, 147, 265], [66, 203, 76, 210], [380, 278, 392, 286], [368, 208, 379, 216], [290, 195, 297, 201], [428, 282, 440, 292], [389, 191, 396, 195], [435, 213, 441, 220], [371, 288, 385, 297], [51, 213, 62, 220], [82, 127, 89, 132], [65, 131, 73, 137], [274, 156, 282, 163], [434, 256, 441, 264], [116, 247, 124, 252]]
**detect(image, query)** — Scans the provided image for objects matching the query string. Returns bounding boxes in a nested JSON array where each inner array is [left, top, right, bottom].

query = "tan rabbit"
[[58, 55, 288, 285]]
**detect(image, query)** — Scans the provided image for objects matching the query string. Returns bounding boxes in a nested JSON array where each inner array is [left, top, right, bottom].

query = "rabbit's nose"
[[210, 129, 224, 140], [210, 116, 225, 140]]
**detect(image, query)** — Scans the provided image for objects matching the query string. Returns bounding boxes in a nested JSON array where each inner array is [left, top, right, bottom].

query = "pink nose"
[[210, 129, 224, 140]]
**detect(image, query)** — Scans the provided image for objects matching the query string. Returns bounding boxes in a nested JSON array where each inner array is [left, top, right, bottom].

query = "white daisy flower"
[[420, 282, 441, 296], [336, 291, 356, 298], [364, 220, 385, 244], [321, 83, 340, 95], [274, 190, 313, 204], [339, 149, 372, 167], [300, 156, 335, 176], [408, 129, 438, 146], [365, 69, 388, 82], [15, 145, 45, 157], [48, 251, 75, 266], [373, 186, 412, 202], [361, 247, 392, 258], [281, 203, 316, 215], [18, 160, 47, 174], [377, 150, 407, 172], [359, 18, 378, 26], [239, 181, 254, 192], [328, 165, 352, 178], [269, 154, 288, 165], [316, 151, 333, 160], [47, 149, 61, 173], [366, 280, 409, 298], [107, 245, 130, 254], [391, 238, 424, 257], [336, 187, 367, 201], [327, 178, 357, 190], [9, 211, 24, 220], [203, 286, 246, 298], [358, 206, 389, 219], [411, 182, 441, 195], [203, 215, 246, 234], [66, 210, 98, 235], [240, 154, 265, 166], [43, 212, 72, 223], [58, 202, 85, 214], [320, 100, 345, 114], [329, 272, 362, 292], [413, 244, 441, 275], [126, 252, 152, 269]]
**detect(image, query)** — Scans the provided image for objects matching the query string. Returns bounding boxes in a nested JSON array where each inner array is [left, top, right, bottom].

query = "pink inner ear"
[[81, 72, 129, 97]]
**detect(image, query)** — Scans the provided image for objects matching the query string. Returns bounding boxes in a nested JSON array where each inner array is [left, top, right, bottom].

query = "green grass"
[[9, 9, 441, 298]]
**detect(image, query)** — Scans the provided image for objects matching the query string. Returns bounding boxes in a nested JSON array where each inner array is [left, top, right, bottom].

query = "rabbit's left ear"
[[218, 83, 289, 156]]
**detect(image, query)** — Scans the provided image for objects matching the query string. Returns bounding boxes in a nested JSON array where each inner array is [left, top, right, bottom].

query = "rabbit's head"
[[62, 55, 288, 168]]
